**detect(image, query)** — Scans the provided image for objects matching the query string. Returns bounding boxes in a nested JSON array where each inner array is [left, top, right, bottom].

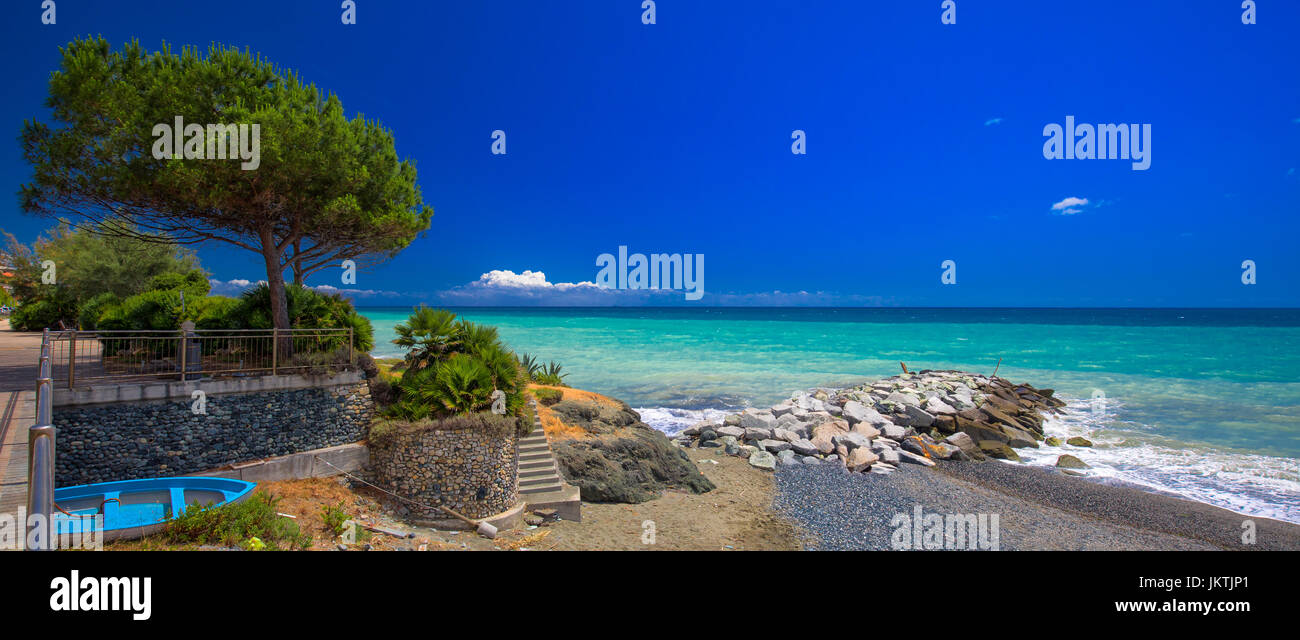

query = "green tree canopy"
[[0, 221, 202, 329], [19, 37, 432, 339]]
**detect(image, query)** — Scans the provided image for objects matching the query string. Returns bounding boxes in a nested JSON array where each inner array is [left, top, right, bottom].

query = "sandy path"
[[542, 448, 800, 550]]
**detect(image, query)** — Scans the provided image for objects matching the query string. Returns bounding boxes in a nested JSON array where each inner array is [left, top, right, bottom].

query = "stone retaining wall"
[[368, 419, 519, 519], [53, 376, 373, 486]]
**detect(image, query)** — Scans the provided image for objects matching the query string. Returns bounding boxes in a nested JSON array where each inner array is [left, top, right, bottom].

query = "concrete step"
[[520, 468, 558, 480], [518, 446, 551, 456], [519, 482, 564, 495], [520, 474, 561, 487], [519, 460, 554, 471], [520, 469, 559, 480]]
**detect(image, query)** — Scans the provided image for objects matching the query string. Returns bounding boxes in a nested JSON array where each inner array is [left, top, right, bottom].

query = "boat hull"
[[53, 476, 257, 543]]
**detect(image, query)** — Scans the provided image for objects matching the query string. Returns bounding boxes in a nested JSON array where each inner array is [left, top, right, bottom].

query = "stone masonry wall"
[[369, 421, 519, 519], [53, 382, 373, 486]]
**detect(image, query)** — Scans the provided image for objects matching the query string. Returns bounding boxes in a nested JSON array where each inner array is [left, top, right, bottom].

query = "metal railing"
[[45, 323, 356, 388], [28, 328, 56, 550]]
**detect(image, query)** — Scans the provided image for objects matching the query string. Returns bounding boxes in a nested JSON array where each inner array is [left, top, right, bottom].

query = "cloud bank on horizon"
[[210, 271, 891, 307]]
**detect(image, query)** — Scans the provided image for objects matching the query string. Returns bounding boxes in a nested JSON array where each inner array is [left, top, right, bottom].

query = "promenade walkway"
[[0, 320, 43, 541]]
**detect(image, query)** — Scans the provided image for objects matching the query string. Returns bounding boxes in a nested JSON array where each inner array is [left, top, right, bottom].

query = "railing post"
[[28, 371, 56, 550], [177, 326, 187, 382], [66, 331, 76, 390], [348, 327, 354, 368], [271, 327, 278, 376], [178, 321, 199, 381]]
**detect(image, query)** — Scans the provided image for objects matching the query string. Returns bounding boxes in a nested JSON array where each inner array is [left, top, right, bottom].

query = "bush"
[[407, 354, 494, 415], [10, 298, 72, 331], [77, 292, 120, 330], [533, 387, 563, 406], [163, 492, 312, 550], [386, 307, 532, 423], [192, 296, 243, 331]]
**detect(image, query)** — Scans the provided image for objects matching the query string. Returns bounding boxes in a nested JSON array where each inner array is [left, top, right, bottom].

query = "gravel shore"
[[773, 460, 1300, 551]]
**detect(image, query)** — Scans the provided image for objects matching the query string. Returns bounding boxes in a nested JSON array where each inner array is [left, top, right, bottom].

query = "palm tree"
[[453, 319, 500, 356], [392, 305, 458, 374], [414, 354, 494, 415]]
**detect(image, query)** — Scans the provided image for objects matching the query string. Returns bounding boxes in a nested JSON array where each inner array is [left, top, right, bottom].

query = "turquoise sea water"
[[361, 307, 1300, 524]]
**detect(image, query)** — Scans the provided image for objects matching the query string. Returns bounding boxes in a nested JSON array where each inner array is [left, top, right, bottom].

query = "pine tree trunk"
[[260, 230, 293, 358]]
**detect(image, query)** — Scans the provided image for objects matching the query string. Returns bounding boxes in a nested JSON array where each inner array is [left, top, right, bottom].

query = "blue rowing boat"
[[53, 477, 257, 541]]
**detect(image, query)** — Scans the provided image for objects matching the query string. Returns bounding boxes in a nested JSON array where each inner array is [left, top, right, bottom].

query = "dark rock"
[[978, 441, 1020, 461], [551, 409, 715, 503], [1056, 454, 1089, 469]]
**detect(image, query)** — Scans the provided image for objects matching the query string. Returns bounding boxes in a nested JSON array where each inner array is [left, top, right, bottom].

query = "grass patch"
[[369, 411, 521, 445]]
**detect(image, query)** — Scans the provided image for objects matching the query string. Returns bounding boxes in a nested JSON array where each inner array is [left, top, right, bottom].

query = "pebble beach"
[[772, 459, 1300, 551]]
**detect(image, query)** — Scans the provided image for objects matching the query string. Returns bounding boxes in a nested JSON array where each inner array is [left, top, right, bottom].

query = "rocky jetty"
[[675, 370, 1065, 475]]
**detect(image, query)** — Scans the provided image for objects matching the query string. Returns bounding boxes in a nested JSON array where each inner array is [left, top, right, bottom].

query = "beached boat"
[[53, 477, 257, 542]]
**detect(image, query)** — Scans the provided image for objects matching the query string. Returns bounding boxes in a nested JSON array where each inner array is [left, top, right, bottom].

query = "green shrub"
[[10, 297, 74, 331], [533, 387, 563, 406], [411, 354, 494, 415], [321, 501, 350, 537], [192, 296, 243, 331], [76, 292, 120, 330], [387, 307, 533, 423], [163, 492, 312, 550]]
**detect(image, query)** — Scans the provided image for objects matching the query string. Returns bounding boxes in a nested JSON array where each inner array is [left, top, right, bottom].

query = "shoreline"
[[772, 458, 1300, 551]]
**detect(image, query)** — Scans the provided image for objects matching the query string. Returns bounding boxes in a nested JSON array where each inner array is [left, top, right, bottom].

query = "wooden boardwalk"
[[0, 390, 34, 524], [0, 320, 44, 547]]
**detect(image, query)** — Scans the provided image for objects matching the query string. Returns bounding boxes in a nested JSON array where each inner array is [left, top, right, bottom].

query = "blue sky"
[[2, 0, 1297, 307]]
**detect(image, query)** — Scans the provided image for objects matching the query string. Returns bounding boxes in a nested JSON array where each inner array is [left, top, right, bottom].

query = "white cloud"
[[312, 284, 403, 298], [469, 269, 599, 291], [207, 278, 263, 295], [1050, 196, 1090, 215], [984, 117, 1003, 126], [207, 278, 401, 299], [431, 269, 896, 307], [436, 269, 640, 305]]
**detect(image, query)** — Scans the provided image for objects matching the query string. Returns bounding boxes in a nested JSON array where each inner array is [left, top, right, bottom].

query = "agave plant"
[[516, 352, 541, 379], [534, 360, 569, 386]]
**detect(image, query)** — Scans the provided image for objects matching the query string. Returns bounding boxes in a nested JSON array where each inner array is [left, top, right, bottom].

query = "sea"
[[360, 307, 1300, 524]]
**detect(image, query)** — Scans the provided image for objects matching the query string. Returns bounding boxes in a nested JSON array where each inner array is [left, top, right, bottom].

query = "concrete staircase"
[[516, 401, 581, 521], [518, 428, 565, 496]]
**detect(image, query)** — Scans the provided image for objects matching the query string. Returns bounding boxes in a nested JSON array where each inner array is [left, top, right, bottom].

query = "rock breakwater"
[[676, 370, 1065, 475]]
